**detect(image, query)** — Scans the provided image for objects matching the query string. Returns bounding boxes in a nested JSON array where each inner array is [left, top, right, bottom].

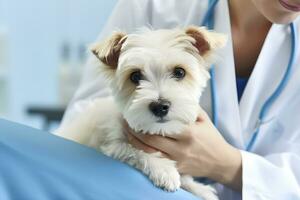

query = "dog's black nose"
[[149, 99, 171, 118]]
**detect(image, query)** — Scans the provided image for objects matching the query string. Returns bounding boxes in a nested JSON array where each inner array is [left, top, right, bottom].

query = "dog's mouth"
[[156, 118, 169, 123]]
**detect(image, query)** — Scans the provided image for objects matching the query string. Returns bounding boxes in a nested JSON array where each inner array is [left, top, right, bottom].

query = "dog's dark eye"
[[172, 67, 185, 80], [130, 70, 143, 85]]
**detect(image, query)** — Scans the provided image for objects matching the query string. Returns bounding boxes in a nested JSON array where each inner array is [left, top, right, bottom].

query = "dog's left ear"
[[185, 26, 227, 58], [90, 31, 127, 69]]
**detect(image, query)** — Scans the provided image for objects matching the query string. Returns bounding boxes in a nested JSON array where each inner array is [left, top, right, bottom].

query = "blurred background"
[[0, 0, 117, 131]]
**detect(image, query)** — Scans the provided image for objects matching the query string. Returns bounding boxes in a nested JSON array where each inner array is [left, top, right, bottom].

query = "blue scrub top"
[[236, 77, 249, 102]]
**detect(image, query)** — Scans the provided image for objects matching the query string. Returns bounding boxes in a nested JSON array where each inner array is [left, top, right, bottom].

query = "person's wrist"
[[209, 144, 242, 191], [223, 145, 242, 191]]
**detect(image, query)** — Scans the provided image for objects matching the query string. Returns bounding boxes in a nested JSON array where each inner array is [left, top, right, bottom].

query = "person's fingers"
[[133, 133, 177, 154], [197, 107, 211, 122], [123, 120, 170, 157], [124, 128, 158, 154], [123, 119, 176, 154], [165, 131, 189, 140]]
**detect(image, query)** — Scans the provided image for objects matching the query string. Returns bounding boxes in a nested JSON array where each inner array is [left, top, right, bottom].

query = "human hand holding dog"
[[124, 108, 242, 192]]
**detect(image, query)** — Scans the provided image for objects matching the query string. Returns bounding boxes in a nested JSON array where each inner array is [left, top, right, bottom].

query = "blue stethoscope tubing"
[[202, 0, 298, 151]]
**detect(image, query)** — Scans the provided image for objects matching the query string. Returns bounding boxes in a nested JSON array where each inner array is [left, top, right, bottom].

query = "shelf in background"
[[26, 105, 66, 131]]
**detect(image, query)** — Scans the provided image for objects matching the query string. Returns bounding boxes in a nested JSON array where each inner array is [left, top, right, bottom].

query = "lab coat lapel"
[[239, 24, 291, 144], [201, 0, 244, 148]]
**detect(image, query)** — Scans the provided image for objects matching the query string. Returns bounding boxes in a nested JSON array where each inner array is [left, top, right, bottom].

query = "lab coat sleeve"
[[241, 147, 300, 199], [59, 0, 151, 127]]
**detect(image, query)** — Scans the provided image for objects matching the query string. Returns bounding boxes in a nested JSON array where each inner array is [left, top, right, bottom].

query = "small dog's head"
[[91, 26, 226, 135]]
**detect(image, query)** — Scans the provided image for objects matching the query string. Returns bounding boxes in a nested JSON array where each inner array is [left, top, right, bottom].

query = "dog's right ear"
[[90, 32, 127, 69]]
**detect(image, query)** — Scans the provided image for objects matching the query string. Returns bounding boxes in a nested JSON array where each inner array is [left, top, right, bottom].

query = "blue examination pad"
[[0, 119, 200, 200]]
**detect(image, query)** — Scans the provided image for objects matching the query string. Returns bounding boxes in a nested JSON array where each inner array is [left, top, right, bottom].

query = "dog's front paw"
[[148, 164, 181, 192], [181, 175, 219, 200], [196, 185, 218, 200]]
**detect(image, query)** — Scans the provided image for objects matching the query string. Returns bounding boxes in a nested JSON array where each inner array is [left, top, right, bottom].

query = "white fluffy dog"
[[56, 26, 226, 200]]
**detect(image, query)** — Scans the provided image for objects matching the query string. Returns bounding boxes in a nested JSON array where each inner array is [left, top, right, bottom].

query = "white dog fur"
[[55, 26, 226, 200]]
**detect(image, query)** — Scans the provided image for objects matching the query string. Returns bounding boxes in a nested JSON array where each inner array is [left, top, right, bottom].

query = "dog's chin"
[[127, 119, 188, 136]]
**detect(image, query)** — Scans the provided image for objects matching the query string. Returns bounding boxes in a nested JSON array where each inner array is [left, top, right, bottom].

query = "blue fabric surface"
[[236, 77, 249, 102], [0, 119, 200, 200]]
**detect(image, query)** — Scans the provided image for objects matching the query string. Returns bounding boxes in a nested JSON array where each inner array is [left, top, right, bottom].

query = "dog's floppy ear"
[[90, 31, 127, 69], [185, 26, 227, 58]]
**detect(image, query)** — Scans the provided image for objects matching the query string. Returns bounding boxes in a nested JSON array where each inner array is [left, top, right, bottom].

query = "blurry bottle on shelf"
[[0, 27, 9, 116], [58, 42, 86, 106], [77, 43, 87, 67], [74, 43, 86, 85], [58, 42, 73, 106]]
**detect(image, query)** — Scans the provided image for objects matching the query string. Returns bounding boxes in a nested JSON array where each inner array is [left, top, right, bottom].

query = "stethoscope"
[[202, 0, 298, 151]]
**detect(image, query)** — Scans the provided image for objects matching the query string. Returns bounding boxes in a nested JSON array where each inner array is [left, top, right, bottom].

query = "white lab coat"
[[59, 0, 300, 199]]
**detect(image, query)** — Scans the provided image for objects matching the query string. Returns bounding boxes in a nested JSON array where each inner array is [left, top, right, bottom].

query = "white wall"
[[0, 0, 117, 128]]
